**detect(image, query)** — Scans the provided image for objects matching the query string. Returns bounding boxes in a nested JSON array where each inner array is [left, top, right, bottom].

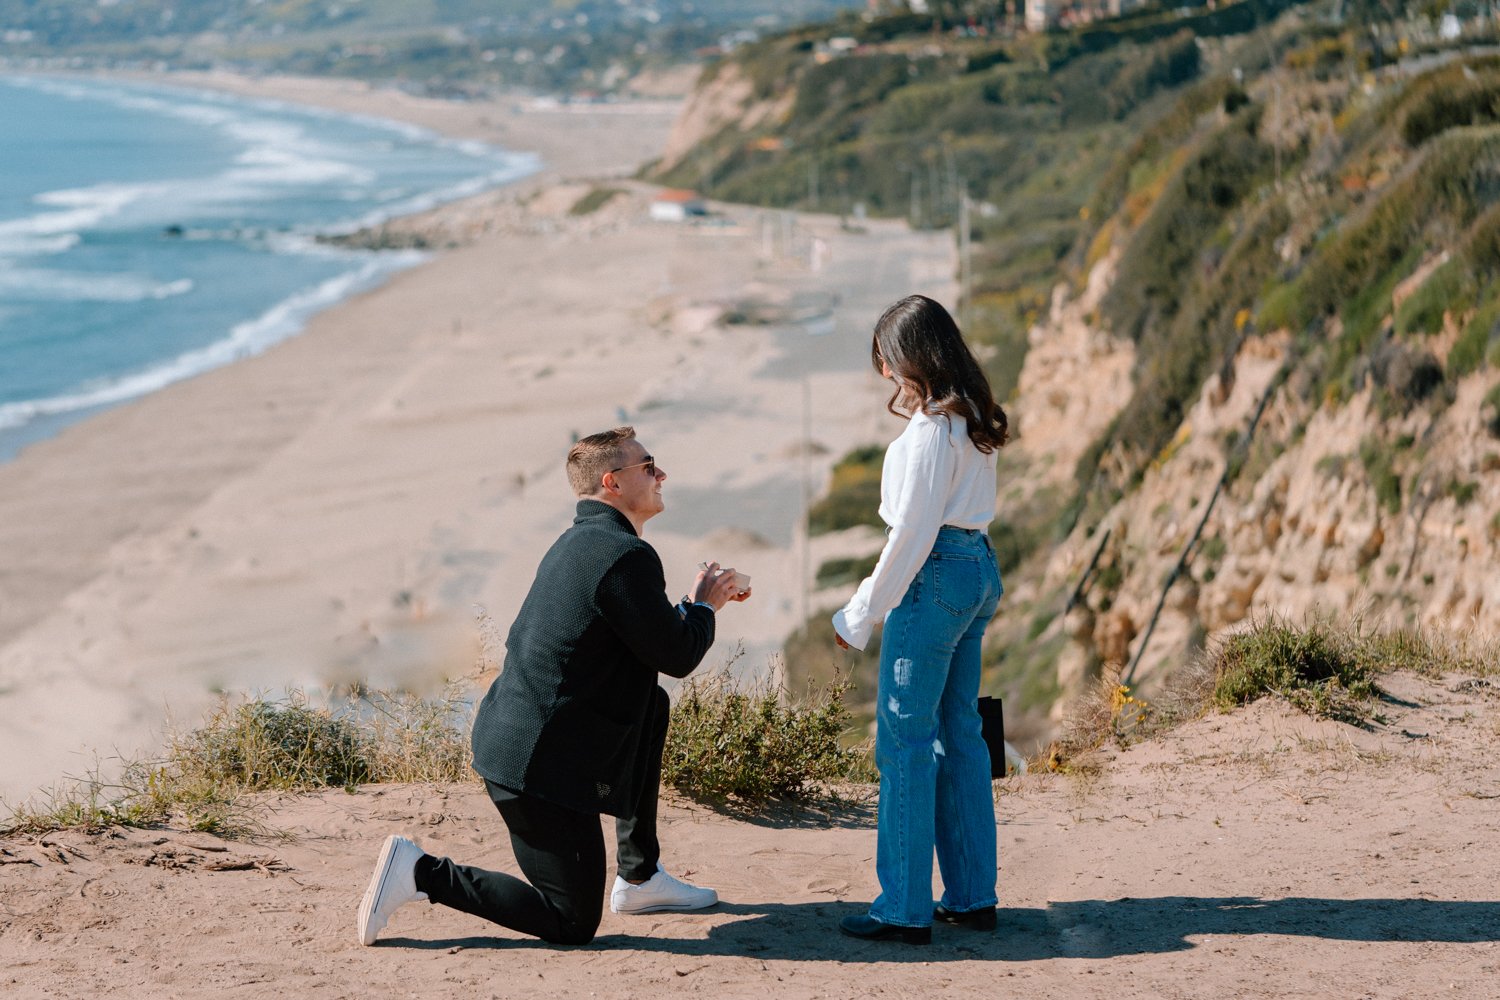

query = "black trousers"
[[413, 686, 668, 945]]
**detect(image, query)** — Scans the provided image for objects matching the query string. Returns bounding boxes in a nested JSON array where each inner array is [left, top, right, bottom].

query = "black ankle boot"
[[839, 914, 932, 945], [933, 904, 997, 931]]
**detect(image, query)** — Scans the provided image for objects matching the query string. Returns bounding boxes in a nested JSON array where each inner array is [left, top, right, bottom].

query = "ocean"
[[0, 74, 538, 460]]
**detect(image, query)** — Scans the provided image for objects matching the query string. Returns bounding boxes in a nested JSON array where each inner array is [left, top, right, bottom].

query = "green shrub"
[[1464, 202, 1500, 275], [1275, 129, 1500, 352], [1400, 74, 1500, 146], [1103, 106, 1271, 343], [1080, 74, 1244, 244], [1447, 478, 1480, 506], [1394, 258, 1477, 337], [1485, 383, 1500, 437], [787, 52, 923, 139], [1449, 292, 1499, 377], [1210, 618, 1380, 724], [1359, 435, 1403, 514], [662, 671, 870, 802], [808, 444, 885, 535], [1103, 31, 1203, 120], [175, 697, 370, 790], [569, 186, 624, 216]]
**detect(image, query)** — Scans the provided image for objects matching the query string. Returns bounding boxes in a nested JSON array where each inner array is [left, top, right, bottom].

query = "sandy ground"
[[0, 74, 948, 807], [2, 670, 1497, 998]]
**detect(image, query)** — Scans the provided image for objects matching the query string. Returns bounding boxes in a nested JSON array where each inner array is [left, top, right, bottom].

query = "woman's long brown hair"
[[871, 294, 1009, 453]]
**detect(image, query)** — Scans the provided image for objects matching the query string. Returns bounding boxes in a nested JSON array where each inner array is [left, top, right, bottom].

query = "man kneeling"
[[357, 427, 749, 945]]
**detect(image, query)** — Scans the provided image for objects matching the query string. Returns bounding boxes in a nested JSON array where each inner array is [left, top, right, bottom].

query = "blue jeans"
[[870, 526, 1002, 928]]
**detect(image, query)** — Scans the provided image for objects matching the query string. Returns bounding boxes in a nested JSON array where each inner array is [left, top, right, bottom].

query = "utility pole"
[[959, 186, 972, 329], [799, 376, 812, 637], [928, 158, 941, 227], [809, 159, 820, 210]]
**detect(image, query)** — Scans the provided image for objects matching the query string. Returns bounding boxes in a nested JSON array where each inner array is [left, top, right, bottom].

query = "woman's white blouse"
[[832, 409, 998, 650]]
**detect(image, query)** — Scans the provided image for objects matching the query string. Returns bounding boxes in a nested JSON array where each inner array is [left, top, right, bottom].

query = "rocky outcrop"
[[1010, 250, 1137, 496]]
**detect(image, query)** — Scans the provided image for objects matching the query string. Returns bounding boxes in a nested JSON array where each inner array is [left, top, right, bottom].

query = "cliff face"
[[1019, 259, 1500, 713], [656, 62, 794, 175]]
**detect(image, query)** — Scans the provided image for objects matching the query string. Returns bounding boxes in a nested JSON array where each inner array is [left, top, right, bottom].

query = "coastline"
[[0, 71, 545, 464], [0, 71, 956, 807]]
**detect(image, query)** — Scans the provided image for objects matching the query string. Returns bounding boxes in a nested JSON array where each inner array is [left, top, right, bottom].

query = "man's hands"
[[689, 561, 751, 612]]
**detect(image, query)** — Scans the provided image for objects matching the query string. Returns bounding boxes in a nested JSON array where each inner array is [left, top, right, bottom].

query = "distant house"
[[649, 189, 707, 222], [1025, 0, 1061, 32]]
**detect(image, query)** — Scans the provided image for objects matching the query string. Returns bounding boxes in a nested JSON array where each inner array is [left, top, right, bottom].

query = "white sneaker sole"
[[357, 834, 403, 945], [611, 893, 719, 915]]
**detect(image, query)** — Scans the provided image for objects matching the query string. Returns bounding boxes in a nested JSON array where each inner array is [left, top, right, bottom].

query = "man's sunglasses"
[[610, 456, 657, 477]]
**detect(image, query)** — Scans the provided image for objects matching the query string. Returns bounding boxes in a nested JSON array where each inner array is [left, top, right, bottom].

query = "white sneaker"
[[610, 863, 718, 914], [357, 834, 429, 945]]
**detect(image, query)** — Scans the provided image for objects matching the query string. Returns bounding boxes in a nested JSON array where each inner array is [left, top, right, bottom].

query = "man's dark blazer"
[[470, 499, 716, 816]]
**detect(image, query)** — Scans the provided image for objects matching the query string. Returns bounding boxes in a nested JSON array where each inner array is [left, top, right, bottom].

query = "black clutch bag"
[[977, 695, 1007, 778]]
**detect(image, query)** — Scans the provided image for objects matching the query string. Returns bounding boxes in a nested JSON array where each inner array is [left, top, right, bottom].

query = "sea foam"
[[0, 254, 420, 432]]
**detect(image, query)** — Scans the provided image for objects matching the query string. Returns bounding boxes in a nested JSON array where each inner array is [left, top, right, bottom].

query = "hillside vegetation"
[[654, 2, 1500, 740]]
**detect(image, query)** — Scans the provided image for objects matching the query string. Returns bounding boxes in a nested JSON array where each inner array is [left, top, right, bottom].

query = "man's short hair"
[[566, 426, 636, 497]]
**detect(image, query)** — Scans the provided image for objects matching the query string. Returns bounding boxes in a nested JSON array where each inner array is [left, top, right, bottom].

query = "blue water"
[[0, 75, 539, 459]]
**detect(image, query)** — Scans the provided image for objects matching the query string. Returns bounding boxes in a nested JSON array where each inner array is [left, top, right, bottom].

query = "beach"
[[0, 74, 953, 806]]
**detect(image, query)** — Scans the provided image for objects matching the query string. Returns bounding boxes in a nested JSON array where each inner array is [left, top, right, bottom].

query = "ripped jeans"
[[870, 526, 1002, 928]]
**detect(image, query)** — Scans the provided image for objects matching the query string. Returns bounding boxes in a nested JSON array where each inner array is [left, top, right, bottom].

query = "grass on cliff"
[[2, 670, 871, 837], [1048, 616, 1500, 770]]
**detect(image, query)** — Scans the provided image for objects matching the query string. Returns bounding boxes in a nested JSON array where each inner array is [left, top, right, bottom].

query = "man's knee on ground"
[[548, 912, 601, 946]]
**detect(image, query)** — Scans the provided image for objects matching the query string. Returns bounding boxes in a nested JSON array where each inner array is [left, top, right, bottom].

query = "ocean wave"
[[0, 257, 421, 432], [5, 79, 389, 222], [3, 76, 521, 250], [0, 184, 146, 243], [0, 232, 79, 256], [0, 268, 193, 303]]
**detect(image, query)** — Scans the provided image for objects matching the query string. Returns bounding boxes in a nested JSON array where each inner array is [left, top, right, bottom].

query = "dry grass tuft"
[[5, 662, 876, 835], [1, 686, 479, 838], [1041, 616, 1500, 773]]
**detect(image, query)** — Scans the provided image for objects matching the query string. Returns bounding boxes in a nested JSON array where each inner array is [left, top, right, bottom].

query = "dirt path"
[[4, 671, 1498, 998]]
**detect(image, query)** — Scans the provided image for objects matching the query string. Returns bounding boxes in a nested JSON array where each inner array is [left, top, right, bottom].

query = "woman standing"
[[832, 295, 1007, 945]]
